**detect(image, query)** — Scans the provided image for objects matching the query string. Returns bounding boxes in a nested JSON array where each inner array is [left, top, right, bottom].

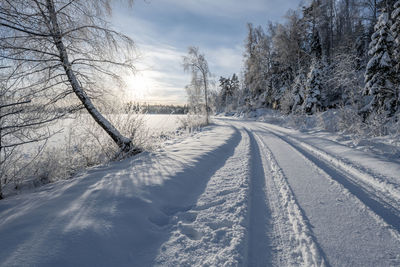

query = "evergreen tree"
[[363, 11, 397, 117], [311, 28, 323, 60], [305, 61, 323, 114], [231, 74, 240, 93], [291, 72, 307, 113], [354, 21, 369, 70], [219, 76, 231, 110], [218, 74, 240, 112], [391, 1, 400, 74], [230, 74, 240, 110], [392, 0, 400, 111], [304, 30, 323, 114]]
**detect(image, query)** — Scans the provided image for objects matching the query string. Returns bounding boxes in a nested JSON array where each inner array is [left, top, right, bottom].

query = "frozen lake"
[[142, 114, 186, 133], [8, 114, 188, 187], [21, 114, 187, 155]]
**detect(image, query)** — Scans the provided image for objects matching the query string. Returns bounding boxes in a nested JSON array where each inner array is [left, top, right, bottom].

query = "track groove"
[[256, 125, 400, 236], [246, 129, 272, 266], [221, 118, 400, 266], [252, 131, 328, 267], [257, 124, 400, 207]]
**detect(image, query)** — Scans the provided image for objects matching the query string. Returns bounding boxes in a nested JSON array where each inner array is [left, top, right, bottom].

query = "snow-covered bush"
[[80, 103, 150, 160], [329, 52, 364, 107], [1, 102, 149, 197], [337, 106, 364, 135], [280, 87, 294, 115], [178, 114, 208, 132]]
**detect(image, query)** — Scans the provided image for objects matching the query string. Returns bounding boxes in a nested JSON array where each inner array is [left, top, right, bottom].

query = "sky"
[[111, 0, 303, 105]]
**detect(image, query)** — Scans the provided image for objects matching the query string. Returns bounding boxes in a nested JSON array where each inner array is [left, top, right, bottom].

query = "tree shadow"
[[0, 125, 242, 267]]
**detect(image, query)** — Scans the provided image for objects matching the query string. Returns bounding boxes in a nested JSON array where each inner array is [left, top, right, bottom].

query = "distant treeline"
[[28, 103, 189, 115], [126, 102, 189, 114]]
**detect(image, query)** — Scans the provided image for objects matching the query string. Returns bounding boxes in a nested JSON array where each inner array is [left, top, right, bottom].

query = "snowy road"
[[0, 118, 399, 266], [226, 118, 400, 266]]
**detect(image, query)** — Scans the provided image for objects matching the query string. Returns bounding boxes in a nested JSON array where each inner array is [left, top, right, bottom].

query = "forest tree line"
[[215, 0, 400, 129], [125, 102, 189, 114]]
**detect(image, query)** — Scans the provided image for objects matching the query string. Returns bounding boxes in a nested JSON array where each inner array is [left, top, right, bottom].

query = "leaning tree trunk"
[[46, 0, 139, 155]]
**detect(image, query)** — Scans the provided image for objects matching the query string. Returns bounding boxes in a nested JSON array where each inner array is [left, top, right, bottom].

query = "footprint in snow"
[[178, 222, 203, 240]]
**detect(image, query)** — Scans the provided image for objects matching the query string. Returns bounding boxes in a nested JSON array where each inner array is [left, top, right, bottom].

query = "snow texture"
[[0, 116, 399, 266]]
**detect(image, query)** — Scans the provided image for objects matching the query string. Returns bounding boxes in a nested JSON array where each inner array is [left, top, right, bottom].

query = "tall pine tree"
[[304, 30, 323, 114], [291, 72, 307, 113], [392, 1, 400, 71], [363, 11, 397, 117], [392, 1, 400, 112]]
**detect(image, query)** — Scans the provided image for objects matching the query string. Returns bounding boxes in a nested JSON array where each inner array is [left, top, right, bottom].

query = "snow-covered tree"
[[392, 1, 400, 68], [303, 29, 323, 114], [392, 3, 400, 72], [391, 1, 400, 111], [354, 21, 369, 70], [363, 11, 397, 117], [231, 74, 240, 93], [243, 24, 271, 103], [185, 77, 204, 114], [291, 73, 307, 113], [330, 52, 364, 107], [305, 61, 323, 114], [0, 87, 51, 199], [183, 47, 212, 124], [218, 74, 240, 112], [0, 0, 139, 155], [235, 0, 400, 122]]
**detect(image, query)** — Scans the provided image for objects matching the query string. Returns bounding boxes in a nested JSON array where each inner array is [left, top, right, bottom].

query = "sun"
[[123, 72, 153, 102]]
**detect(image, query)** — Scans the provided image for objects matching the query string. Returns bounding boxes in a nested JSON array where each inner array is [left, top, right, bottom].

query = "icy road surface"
[[0, 118, 399, 266]]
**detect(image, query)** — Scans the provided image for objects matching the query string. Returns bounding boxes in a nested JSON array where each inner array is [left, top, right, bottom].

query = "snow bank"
[[0, 125, 238, 267], [235, 108, 400, 161]]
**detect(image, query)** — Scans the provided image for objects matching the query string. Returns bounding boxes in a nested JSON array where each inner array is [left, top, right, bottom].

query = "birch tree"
[[183, 47, 211, 124], [0, 71, 58, 199], [0, 0, 139, 155]]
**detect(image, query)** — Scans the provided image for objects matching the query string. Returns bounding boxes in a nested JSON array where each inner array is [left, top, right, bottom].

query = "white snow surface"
[[1, 116, 400, 266]]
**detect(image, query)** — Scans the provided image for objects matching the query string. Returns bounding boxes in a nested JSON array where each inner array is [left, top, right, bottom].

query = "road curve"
[[222, 118, 400, 267]]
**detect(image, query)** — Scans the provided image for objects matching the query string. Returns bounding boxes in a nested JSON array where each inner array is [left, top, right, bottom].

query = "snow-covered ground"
[[143, 114, 187, 134], [0, 115, 399, 266], [40, 114, 186, 149], [1, 114, 186, 196]]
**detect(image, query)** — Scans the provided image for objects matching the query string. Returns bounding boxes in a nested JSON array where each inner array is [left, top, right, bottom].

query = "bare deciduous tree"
[[0, 0, 140, 156], [0, 71, 57, 199], [183, 47, 211, 124]]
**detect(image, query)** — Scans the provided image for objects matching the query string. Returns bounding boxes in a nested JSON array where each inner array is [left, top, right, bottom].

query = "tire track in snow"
[[259, 125, 400, 236], [154, 129, 252, 266], [249, 126, 400, 266], [245, 129, 272, 266], [258, 124, 400, 211], [252, 131, 328, 267]]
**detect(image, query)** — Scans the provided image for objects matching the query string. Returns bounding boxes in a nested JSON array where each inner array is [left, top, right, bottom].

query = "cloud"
[[122, 43, 189, 104], [206, 46, 244, 75], [111, 0, 302, 104], [147, 0, 298, 20]]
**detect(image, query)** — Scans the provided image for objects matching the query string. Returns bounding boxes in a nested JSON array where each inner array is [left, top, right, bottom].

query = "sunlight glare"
[[124, 72, 153, 102]]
